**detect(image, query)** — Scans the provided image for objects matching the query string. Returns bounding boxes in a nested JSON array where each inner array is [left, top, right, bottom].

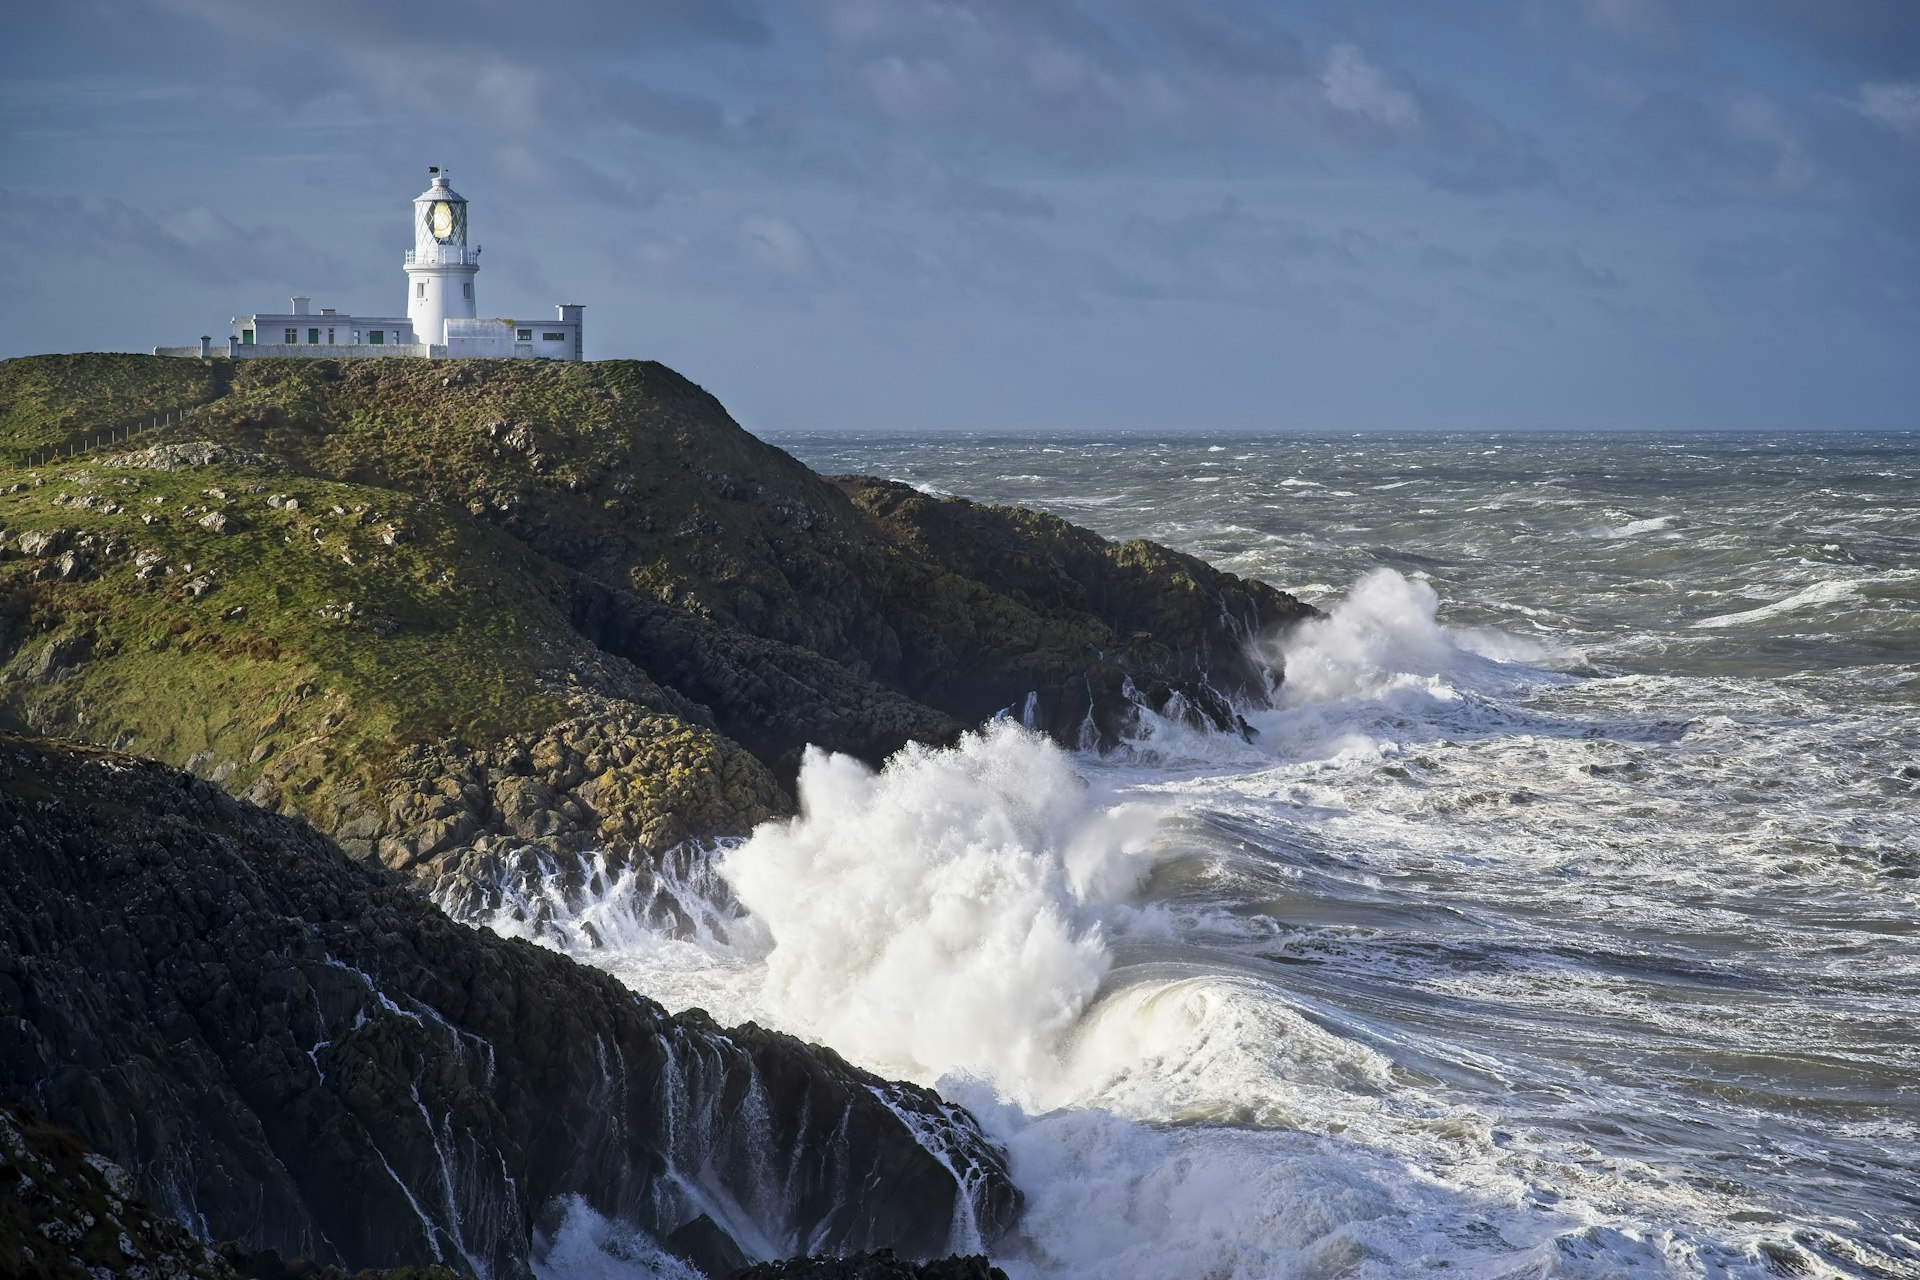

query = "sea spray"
[[457, 531, 1916, 1277], [534, 1196, 704, 1280], [721, 722, 1165, 1088], [1269, 567, 1560, 708]]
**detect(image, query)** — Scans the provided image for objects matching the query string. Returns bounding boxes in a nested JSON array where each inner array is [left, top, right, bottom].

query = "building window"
[[462, 283, 473, 299], [308, 328, 321, 344], [542, 332, 566, 341], [351, 330, 360, 344], [517, 329, 532, 341], [241, 329, 254, 345], [327, 327, 335, 343], [417, 282, 426, 299], [370, 330, 384, 345], [284, 328, 298, 343]]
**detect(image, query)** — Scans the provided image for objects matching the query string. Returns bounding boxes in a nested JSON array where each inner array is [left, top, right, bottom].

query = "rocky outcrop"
[[0, 736, 1019, 1279], [1, 1101, 476, 1280], [1, 1102, 236, 1280], [347, 707, 789, 877], [0, 355, 1313, 886], [564, 578, 966, 778], [735, 1253, 1008, 1279]]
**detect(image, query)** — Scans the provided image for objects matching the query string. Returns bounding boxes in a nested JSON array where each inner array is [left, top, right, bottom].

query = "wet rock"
[[0, 735, 1020, 1278], [734, 1252, 1010, 1279], [0, 1103, 239, 1280], [665, 1213, 750, 1278]]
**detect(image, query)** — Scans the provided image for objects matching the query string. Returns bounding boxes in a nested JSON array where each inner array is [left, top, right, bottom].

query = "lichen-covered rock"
[[362, 708, 788, 881], [0, 735, 1020, 1279]]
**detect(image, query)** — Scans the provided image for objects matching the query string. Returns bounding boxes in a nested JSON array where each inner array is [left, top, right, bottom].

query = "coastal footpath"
[[0, 354, 1313, 1275]]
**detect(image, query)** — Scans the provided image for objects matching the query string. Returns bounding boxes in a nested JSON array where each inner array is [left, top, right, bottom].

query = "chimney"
[[292, 295, 310, 315]]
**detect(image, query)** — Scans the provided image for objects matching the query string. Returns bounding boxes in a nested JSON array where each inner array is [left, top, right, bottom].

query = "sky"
[[2, 0, 1916, 432]]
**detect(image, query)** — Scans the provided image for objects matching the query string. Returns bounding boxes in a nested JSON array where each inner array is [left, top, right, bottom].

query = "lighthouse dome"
[[413, 172, 467, 204]]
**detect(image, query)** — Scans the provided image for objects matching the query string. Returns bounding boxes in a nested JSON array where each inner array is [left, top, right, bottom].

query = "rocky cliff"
[[0, 355, 1313, 886], [0, 735, 1019, 1278]]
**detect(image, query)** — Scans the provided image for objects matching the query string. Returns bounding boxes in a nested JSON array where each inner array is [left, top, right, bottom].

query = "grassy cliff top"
[[0, 352, 221, 453], [0, 354, 1309, 877]]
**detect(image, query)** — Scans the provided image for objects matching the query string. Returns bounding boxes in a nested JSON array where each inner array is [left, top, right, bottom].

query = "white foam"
[[1692, 577, 1864, 628], [720, 724, 1164, 1087], [533, 1196, 703, 1280], [455, 557, 1901, 1280], [1589, 515, 1676, 539], [1267, 570, 1465, 705]]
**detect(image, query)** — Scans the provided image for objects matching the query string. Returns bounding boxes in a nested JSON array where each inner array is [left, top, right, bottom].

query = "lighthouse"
[[157, 166, 584, 361], [405, 168, 479, 343]]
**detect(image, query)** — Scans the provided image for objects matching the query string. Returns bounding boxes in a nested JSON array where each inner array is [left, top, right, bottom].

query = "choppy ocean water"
[[477, 432, 1920, 1278]]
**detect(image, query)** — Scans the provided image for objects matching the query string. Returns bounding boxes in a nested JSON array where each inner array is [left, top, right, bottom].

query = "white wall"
[[232, 313, 414, 348], [444, 317, 516, 358]]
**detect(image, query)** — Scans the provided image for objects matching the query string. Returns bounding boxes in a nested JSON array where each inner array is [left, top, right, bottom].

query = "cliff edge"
[[0, 354, 1312, 887]]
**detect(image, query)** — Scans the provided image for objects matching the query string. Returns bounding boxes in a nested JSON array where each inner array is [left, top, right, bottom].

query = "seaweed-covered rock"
[[0, 735, 1019, 1279]]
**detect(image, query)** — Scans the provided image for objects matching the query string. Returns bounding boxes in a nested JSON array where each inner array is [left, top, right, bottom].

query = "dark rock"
[[667, 1213, 751, 1278], [0, 735, 1020, 1279], [731, 1250, 1009, 1279], [0, 1101, 237, 1280]]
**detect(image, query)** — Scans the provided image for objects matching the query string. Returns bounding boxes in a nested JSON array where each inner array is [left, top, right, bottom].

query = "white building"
[[157, 168, 583, 361]]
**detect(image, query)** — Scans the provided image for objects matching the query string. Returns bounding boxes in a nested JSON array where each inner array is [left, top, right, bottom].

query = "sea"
[[465, 431, 1920, 1279]]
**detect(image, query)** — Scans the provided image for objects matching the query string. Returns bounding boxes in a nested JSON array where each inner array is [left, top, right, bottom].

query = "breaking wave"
[[461, 494, 1919, 1280]]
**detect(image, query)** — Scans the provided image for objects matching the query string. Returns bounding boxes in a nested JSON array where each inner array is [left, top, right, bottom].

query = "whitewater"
[[456, 431, 1920, 1278]]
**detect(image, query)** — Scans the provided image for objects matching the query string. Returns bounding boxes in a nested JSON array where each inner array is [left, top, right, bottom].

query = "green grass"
[[0, 452, 572, 825], [0, 353, 221, 454]]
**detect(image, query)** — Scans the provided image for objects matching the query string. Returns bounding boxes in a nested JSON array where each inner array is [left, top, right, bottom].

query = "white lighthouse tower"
[[404, 168, 479, 343]]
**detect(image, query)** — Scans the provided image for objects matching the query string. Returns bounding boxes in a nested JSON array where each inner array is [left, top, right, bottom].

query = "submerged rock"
[[0, 735, 1019, 1279]]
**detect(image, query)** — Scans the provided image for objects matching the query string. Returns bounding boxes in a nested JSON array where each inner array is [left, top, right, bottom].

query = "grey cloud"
[[1486, 238, 1625, 290], [1565, 0, 1920, 75], [582, 79, 733, 143], [1125, 201, 1373, 274], [6, 0, 755, 143], [1615, 89, 1814, 204], [1705, 1, 1920, 77], [149, 0, 770, 58], [1695, 228, 1920, 328], [1416, 237, 1624, 290], [0, 188, 349, 289]]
